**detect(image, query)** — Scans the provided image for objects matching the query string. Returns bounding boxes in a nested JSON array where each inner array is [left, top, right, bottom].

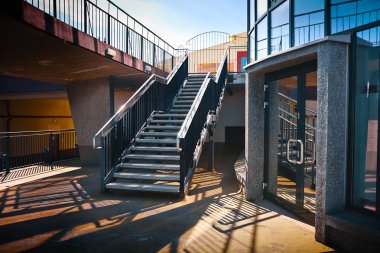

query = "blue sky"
[[112, 0, 246, 47]]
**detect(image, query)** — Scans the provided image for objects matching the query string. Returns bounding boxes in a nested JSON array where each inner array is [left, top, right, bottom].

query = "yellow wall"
[[4, 98, 74, 132]]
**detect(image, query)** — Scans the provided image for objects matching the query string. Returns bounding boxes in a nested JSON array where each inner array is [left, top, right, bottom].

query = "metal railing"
[[25, 0, 176, 72], [183, 31, 247, 73], [277, 93, 317, 187], [177, 51, 228, 193], [93, 53, 188, 191], [0, 129, 78, 172]]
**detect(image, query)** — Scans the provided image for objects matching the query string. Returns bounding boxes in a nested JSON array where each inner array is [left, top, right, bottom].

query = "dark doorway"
[[225, 126, 245, 150]]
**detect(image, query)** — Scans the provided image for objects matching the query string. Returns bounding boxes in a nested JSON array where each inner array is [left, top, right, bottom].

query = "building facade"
[[246, 0, 380, 252]]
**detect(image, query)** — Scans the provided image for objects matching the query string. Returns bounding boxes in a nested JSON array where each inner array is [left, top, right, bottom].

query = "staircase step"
[[180, 92, 198, 96], [124, 154, 180, 161], [172, 104, 192, 108], [174, 100, 193, 104], [136, 138, 176, 144], [149, 119, 183, 124], [132, 146, 177, 152], [153, 114, 186, 118], [118, 163, 180, 170], [106, 182, 179, 193], [170, 109, 189, 113], [141, 132, 178, 137], [145, 125, 181, 130], [177, 96, 196, 99], [182, 88, 199, 92], [114, 172, 180, 181]]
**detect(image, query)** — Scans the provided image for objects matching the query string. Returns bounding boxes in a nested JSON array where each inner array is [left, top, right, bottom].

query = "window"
[[257, 16, 268, 60], [352, 25, 380, 214], [257, 0, 267, 19], [331, 0, 380, 34], [250, 0, 256, 29], [270, 1, 289, 54], [249, 31, 255, 62], [294, 0, 324, 47]]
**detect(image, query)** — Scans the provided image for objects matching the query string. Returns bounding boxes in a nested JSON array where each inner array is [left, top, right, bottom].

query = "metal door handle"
[[287, 139, 304, 165], [305, 139, 316, 165]]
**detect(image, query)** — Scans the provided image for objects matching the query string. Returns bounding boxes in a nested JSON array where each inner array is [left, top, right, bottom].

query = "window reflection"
[[250, 0, 255, 29], [353, 26, 380, 213], [257, 0, 267, 19], [294, 0, 324, 46], [257, 17, 268, 60], [249, 31, 255, 63], [271, 1, 289, 54], [331, 0, 380, 34]]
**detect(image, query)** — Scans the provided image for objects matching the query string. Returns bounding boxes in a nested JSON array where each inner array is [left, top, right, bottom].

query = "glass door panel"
[[265, 62, 317, 220]]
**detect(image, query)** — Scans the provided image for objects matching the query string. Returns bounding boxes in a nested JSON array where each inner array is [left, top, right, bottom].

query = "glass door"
[[264, 62, 317, 222]]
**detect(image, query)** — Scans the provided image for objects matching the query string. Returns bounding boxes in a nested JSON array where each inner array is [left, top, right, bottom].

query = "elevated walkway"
[[0, 0, 174, 84]]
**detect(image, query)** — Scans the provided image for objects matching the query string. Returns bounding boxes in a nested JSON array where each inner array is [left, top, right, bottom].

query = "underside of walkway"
[[0, 151, 333, 253]]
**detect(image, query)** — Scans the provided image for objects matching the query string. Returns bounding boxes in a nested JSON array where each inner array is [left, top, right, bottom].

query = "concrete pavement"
[[0, 152, 334, 253]]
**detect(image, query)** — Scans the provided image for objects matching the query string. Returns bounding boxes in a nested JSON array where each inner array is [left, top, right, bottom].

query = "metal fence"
[[183, 31, 247, 74], [0, 129, 79, 172], [25, 0, 176, 72]]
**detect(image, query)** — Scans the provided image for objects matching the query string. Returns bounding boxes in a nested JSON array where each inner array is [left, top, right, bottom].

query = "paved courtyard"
[[0, 152, 334, 253]]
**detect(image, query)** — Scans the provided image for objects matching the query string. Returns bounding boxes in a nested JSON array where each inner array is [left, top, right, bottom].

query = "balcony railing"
[[25, 0, 176, 72], [0, 129, 79, 172]]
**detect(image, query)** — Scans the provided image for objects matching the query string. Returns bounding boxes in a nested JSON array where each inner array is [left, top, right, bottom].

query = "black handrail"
[[93, 53, 188, 191], [24, 0, 176, 72], [177, 51, 228, 194], [0, 129, 78, 171]]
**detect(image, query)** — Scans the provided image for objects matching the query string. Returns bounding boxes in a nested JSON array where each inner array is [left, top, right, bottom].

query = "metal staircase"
[[93, 52, 228, 196], [106, 75, 206, 193]]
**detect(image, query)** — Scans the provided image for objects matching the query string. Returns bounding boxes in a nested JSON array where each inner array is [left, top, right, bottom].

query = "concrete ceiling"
[[0, 13, 150, 85]]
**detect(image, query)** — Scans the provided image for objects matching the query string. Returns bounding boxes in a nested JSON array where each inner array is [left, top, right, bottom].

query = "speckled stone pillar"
[[66, 77, 112, 166], [315, 41, 349, 242], [245, 72, 265, 201]]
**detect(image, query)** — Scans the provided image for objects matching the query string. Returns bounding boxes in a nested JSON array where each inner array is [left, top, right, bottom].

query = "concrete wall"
[[213, 85, 245, 144], [315, 41, 349, 242], [66, 77, 111, 166], [0, 101, 7, 132]]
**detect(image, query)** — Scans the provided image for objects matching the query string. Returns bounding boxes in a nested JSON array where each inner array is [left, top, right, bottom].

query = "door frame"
[[263, 60, 317, 224]]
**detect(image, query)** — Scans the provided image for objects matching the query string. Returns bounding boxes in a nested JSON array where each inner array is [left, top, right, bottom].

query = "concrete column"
[[245, 72, 265, 200], [315, 42, 349, 242], [66, 77, 112, 166]]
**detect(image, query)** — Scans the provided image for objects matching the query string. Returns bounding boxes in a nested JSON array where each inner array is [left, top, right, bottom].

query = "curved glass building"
[[245, 1, 380, 252]]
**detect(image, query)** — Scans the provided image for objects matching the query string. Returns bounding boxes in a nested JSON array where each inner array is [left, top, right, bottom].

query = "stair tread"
[[124, 154, 180, 160], [106, 182, 179, 193], [118, 163, 180, 170], [145, 125, 181, 129], [149, 119, 183, 123], [141, 132, 178, 137], [136, 138, 176, 144], [114, 172, 180, 181], [153, 114, 186, 118], [132, 146, 177, 152]]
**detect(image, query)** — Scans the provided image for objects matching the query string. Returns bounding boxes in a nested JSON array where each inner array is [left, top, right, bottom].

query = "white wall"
[[213, 86, 245, 143]]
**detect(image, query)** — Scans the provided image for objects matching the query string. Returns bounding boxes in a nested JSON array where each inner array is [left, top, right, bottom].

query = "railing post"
[[140, 37, 144, 60], [126, 28, 129, 54], [49, 132, 53, 169], [179, 138, 185, 196], [53, 0, 57, 18], [107, 14, 111, 44], [207, 133, 214, 172], [100, 137, 107, 193], [153, 45, 156, 67], [83, 0, 87, 33]]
